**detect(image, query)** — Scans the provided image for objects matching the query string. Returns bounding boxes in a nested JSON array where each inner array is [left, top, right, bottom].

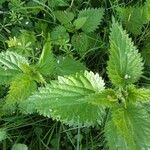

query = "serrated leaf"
[[0, 51, 28, 71], [51, 25, 69, 46], [55, 56, 86, 76], [73, 17, 87, 30], [71, 32, 89, 56], [36, 35, 55, 76], [0, 51, 28, 84], [4, 74, 37, 112], [11, 143, 28, 150], [107, 20, 143, 87], [0, 67, 20, 84], [20, 64, 45, 83], [117, 6, 145, 34], [117, 0, 150, 35], [21, 71, 105, 126], [89, 89, 117, 107], [105, 105, 150, 150], [78, 8, 104, 33], [127, 85, 150, 103], [54, 11, 74, 30]]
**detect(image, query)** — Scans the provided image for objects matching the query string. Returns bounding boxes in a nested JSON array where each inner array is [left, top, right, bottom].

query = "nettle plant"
[[0, 35, 86, 113], [51, 8, 104, 56], [117, 0, 150, 35], [0, 36, 52, 112], [20, 20, 150, 149]]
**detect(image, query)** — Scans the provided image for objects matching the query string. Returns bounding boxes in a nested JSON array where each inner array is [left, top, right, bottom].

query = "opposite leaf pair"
[[20, 20, 150, 150]]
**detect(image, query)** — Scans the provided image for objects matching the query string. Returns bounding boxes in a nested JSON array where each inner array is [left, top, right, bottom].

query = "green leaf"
[[21, 71, 105, 126], [143, 0, 150, 23], [4, 74, 37, 112], [117, 0, 150, 35], [48, 0, 69, 7], [78, 8, 104, 33], [107, 20, 143, 87], [71, 32, 89, 56], [117, 6, 145, 35], [73, 17, 87, 30], [127, 85, 150, 103], [0, 51, 28, 84], [89, 89, 117, 107], [36, 35, 55, 76], [11, 143, 28, 150], [20, 64, 45, 83], [0, 128, 7, 142], [54, 11, 74, 30], [105, 105, 150, 150], [0, 51, 28, 71], [141, 30, 150, 66], [0, 67, 19, 84], [51, 25, 69, 46], [55, 56, 86, 76]]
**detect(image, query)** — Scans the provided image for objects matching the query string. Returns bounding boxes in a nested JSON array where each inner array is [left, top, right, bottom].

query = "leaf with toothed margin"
[[78, 8, 104, 33], [0, 51, 28, 84], [3, 74, 37, 113], [105, 104, 150, 150], [107, 20, 144, 87], [20, 71, 106, 127]]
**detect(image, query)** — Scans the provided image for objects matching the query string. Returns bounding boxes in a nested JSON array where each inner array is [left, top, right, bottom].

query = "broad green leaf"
[[0, 67, 20, 84], [11, 143, 28, 150], [0, 51, 28, 71], [4, 74, 37, 112], [0, 51, 28, 84], [71, 32, 89, 55], [117, 6, 145, 35], [73, 17, 87, 30], [54, 11, 74, 24], [55, 56, 86, 76], [105, 104, 150, 150], [127, 85, 150, 103], [88, 89, 117, 107], [20, 64, 45, 83], [36, 35, 55, 76], [21, 71, 105, 126], [54, 11, 74, 30], [78, 8, 104, 33], [117, 0, 150, 35], [0, 128, 7, 142], [107, 20, 143, 87], [51, 25, 69, 46]]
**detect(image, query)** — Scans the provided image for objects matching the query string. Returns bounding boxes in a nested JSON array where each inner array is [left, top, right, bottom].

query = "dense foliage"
[[0, 0, 150, 149]]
